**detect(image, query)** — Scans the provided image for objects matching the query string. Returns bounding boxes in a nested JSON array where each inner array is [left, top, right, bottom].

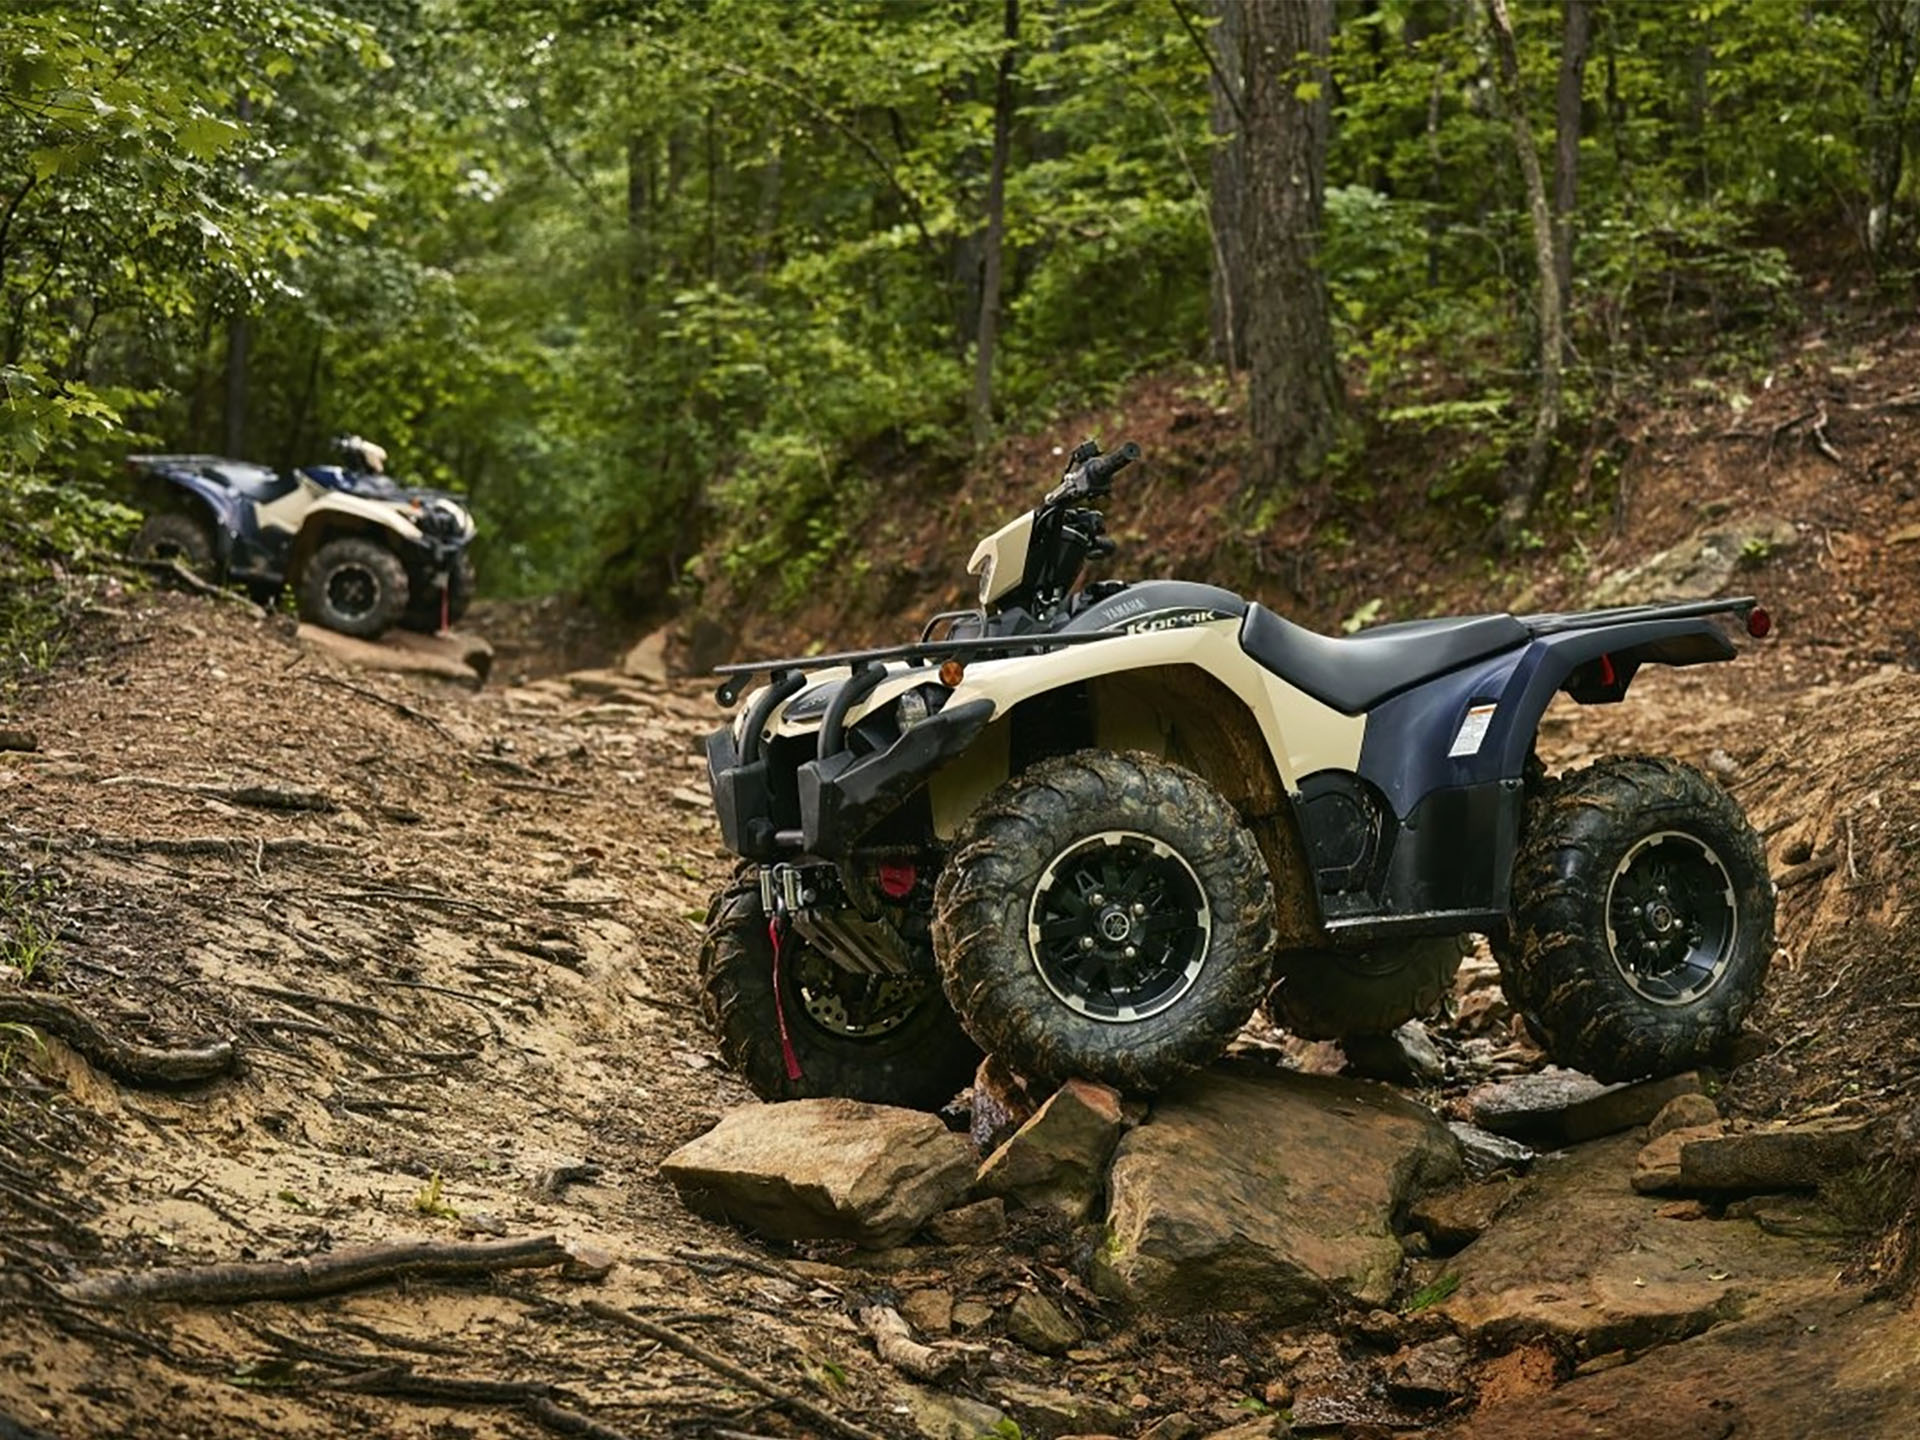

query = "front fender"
[[300, 493, 426, 544], [941, 618, 1363, 788]]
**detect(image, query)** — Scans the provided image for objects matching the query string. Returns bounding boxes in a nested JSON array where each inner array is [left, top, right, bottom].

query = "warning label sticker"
[[1448, 702, 1498, 758]]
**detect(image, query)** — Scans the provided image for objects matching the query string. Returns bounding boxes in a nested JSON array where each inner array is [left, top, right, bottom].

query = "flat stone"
[[1468, 1069, 1708, 1145], [1724, 1192, 1857, 1240], [1678, 1120, 1873, 1193], [925, 1196, 1008, 1245], [1006, 1291, 1082, 1356], [1388, 1335, 1470, 1400], [899, 1288, 953, 1336], [989, 1380, 1131, 1436], [1342, 1020, 1446, 1085], [1409, 1179, 1523, 1253], [1440, 1134, 1839, 1355], [1648, 1092, 1721, 1139], [1094, 1064, 1461, 1318], [977, 1078, 1124, 1221], [951, 1299, 994, 1331], [901, 1385, 1010, 1440], [660, 1099, 973, 1248], [1632, 1123, 1727, 1194], [298, 623, 484, 689], [1200, 1421, 1284, 1440], [1448, 1122, 1536, 1178]]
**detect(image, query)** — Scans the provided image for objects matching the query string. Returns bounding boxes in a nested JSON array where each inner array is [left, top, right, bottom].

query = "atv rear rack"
[[1521, 595, 1761, 634], [712, 628, 1133, 705]]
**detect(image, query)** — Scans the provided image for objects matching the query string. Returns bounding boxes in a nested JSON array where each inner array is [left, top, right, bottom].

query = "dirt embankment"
[[2, 313, 1920, 1439]]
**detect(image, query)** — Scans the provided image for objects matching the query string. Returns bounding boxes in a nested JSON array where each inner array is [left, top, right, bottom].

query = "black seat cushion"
[[1240, 604, 1529, 715]]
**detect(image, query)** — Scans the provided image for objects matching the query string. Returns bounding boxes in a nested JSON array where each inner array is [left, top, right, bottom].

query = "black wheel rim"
[[326, 564, 380, 619], [1026, 829, 1211, 1023], [152, 540, 189, 562], [1604, 830, 1738, 1006], [782, 946, 924, 1040]]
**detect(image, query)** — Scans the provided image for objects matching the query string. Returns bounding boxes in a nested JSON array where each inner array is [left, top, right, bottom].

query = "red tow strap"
[[767, 917, 804, 1082]]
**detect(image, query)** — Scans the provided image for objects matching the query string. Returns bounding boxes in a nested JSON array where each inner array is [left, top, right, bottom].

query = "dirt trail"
[[0, 598, 804, 1439], [1, 566, 1917, 1438]]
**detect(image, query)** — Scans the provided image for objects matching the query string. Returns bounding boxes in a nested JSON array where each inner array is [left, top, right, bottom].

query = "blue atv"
[[123, 437, 477, 638]]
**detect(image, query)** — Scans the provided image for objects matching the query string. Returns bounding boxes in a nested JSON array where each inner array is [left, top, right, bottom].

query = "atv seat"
[[1240, 604, 1529, 715]]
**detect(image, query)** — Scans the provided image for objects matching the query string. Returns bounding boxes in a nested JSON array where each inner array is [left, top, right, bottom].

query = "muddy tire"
[[699, 874, 979, 1110], [298, 537, 409, 638], [1266, 937, 1465, 1041], [1493, 755, 1774, 1082], [130, 513, 215, 573], [933, 750, 1277, 1091]]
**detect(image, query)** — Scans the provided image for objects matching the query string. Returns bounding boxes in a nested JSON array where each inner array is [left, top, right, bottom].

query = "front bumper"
[[706, 698, 994, 859]]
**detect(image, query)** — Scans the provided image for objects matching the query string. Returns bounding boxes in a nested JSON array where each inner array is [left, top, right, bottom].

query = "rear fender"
[[148, 471, 247, 539], [1356, 616, 1740, 820]]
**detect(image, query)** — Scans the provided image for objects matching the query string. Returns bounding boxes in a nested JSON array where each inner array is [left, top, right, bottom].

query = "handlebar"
[[1044, 440, 1140, 506]]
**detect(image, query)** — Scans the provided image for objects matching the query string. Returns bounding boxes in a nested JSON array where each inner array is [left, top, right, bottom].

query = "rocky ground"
[[0, 550, 1916, 1439]]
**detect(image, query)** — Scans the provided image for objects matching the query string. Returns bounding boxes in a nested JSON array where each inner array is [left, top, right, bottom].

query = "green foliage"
[[0, 0, 1909, 620]]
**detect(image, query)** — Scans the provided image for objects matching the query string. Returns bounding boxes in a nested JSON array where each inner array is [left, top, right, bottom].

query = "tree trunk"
[[1484, 0, 1561, 539], [223, 316, 248, 457], [1551, 0, 1592, 332], [1206, 0, 1248, 372], [1242, 0, 1341, 495], [971, 0, 1019, 451], [1866, 0, 1920, 258]]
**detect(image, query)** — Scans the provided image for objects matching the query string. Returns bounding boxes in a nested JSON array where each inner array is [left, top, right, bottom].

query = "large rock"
[[1675, 1119, 1873, 1192], [977, 1078, 1123, 1221], [298, 623, 491, 688], [901, 1384, 1010, 1440], [1587, 514, 1798, 607], [1439, 1134, 1839, 1355], [1438, 1292, 1920, 1440], [1093, 1065, 1461, 1318], [1631, 1123, 1725, 1194], [619, 626, 670, 683], [660, 1099, 974, 1247]]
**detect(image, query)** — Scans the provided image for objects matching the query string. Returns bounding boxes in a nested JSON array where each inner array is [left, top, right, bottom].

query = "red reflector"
[[1598, 652, 1616, 686], [1746, 606, 1772, 638], [877, 863, 917, 899]]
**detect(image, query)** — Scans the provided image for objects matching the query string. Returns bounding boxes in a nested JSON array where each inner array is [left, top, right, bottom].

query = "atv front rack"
[[712, 628, 1131, 706]]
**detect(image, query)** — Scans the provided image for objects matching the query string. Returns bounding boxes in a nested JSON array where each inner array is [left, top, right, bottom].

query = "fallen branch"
[[119, 557, 266, 617], [63, 1233, 572, 1306], [99, 775, 336, 813], [857, 1304, 960, 1382], [581, 1300, 886, 1440], [325, 887, 510, 922], [27, 832, 357, 863], [0, 992, 234, 1087], [304, 671, 456, 742], [1775, 850, 1840, 890]]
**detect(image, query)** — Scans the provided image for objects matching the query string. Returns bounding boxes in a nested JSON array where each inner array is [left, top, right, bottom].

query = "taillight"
[[1746, 606, 1772, 639], [877, 862, 917, 899]]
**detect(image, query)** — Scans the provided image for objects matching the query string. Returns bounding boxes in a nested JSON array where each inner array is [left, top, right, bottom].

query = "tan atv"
[[700, 440, 1776, 1107]]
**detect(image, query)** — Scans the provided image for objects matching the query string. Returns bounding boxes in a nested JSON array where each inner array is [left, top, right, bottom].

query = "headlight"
[[897, 688, 931, 729], [970, 554, 995, 606]]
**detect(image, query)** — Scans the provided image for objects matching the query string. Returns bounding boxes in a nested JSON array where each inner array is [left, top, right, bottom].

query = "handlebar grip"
[[1083, 441, 1141, 488]]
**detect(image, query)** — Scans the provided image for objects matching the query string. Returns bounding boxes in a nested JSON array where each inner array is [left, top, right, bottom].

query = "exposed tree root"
[[63, 1234, 574, 1305], [0, 992, 234, 1087], [581, 1299, 888, 1440]]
